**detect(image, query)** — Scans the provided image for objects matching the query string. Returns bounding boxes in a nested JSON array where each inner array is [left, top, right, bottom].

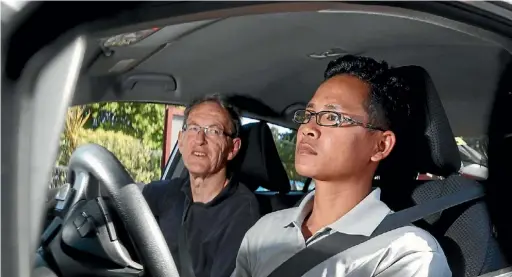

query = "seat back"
[[232, 121, 302, 214], [379, 66, 508, 276], [412, 176, 507, 276]]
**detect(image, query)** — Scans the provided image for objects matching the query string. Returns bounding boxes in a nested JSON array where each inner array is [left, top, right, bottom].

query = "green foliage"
[[270, 127, 306, 184], [57, 106, 91, 166], [84, 102, 166, 150], [77, 129, 161, 183], [55, 103, 165, 187]]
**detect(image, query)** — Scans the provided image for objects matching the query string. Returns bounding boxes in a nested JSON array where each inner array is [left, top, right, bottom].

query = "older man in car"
[[141, 94, 261, 277], [232, 55, 451, 277]]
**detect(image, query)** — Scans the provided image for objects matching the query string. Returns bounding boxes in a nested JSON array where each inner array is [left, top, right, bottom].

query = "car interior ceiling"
[[75, 10, 509, 138]]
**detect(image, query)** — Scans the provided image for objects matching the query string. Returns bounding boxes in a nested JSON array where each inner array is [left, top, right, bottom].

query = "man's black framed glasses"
[[292, 109, 385, 131]]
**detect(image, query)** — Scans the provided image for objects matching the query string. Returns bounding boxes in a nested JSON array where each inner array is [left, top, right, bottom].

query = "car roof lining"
[[73, 2, 512, 136]]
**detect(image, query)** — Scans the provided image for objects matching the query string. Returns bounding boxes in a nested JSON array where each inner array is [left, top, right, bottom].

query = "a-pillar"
[[161, 105, 184, 169]]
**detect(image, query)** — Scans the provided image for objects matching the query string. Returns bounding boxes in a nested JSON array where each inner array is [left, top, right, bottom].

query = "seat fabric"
[[233, 122, 303, 214], [378, 65, 508, 277]]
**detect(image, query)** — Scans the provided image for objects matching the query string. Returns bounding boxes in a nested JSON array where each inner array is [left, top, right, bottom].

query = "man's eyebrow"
[[209, 123, 225, 129], [306, 103, 314, 109], [324, 103, 341, 110]]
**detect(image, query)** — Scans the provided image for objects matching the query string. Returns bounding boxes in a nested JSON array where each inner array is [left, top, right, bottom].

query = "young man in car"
[[140, 94, 261, 277], [232, 55, 451, 277]]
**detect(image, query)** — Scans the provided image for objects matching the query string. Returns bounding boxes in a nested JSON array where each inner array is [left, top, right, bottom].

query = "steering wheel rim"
[[68, 143, 180, 277]]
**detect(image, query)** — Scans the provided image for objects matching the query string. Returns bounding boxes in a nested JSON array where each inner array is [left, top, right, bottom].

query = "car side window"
[[456, 136, 488, 180], [413, 136, 488, 181], [241, 118, 310, 191], [52, 102, 168, 189]]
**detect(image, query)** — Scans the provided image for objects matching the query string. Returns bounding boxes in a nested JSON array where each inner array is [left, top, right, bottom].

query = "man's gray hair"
[[183, 94, 242, 138]]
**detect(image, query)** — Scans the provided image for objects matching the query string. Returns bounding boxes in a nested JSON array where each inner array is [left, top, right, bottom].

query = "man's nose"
[[299, 120, 320, 139], [193, 128, 207, 144]]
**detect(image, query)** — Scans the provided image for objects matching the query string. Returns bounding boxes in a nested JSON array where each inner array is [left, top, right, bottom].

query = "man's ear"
[[370, 130, 396, 162], [227, 137, 242, 161]]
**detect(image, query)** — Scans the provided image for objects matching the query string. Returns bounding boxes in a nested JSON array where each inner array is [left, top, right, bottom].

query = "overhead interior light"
[[101, 27, 160, 47], [307, 48, 350, 60]]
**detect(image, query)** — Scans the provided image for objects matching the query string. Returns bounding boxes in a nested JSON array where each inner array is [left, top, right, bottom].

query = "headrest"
[[232, 122, 291, 193], [380, 66, 461, 177]]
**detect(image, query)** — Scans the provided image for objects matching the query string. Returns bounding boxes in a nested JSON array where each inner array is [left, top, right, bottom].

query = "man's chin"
[[295, 163, 317, 179], [185, 164, 210, 176]]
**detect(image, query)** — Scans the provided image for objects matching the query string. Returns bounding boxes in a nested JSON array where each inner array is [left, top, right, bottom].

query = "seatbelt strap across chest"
[[178, 196, 197, 277], [267, 184, 485, 277]]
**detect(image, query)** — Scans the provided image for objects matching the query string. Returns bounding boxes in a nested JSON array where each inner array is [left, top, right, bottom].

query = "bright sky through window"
[[241, 117, 291, 134]]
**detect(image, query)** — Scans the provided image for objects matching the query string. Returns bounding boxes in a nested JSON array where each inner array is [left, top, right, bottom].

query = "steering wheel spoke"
[[46, 143, 179, 277]]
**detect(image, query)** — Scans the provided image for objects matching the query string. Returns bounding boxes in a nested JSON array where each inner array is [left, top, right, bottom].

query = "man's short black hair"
[[183, 94, 242, 138], [324, 55, 410, 133]]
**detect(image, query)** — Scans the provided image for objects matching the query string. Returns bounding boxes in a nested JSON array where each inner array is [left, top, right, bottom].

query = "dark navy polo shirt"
[[141, 177, 261, 277]]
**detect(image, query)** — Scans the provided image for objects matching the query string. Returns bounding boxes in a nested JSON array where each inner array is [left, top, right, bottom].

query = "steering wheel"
[[60, 143, 180, 277]]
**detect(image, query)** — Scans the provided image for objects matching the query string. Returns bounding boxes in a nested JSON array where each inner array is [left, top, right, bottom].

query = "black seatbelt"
[[302, 178, 312, 193], [178, 197, 197, 277], [267, 184, 485, 277], [178, 226, 197, 277]]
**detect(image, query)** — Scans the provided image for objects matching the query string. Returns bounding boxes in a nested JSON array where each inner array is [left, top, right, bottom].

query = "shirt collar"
[[286, 190, 315, 228], [181, 176, 238, 207], [287, 187, 391, 237]]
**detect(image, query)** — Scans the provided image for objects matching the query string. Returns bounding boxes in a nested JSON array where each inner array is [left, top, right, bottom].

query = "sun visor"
[[122, 73, 177, 93]]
